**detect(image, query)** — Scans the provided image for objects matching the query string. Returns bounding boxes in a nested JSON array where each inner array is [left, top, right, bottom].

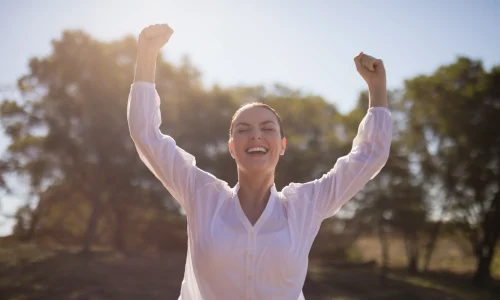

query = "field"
[[1, 235, 499, 300], [354, 236, 500, 278]]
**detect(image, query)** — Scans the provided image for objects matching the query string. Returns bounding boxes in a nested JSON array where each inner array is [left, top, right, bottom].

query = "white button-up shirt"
[[127, 82, 392, 300]]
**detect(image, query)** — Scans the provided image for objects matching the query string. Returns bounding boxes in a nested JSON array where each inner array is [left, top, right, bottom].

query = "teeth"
[[247, 147, 267, 153]]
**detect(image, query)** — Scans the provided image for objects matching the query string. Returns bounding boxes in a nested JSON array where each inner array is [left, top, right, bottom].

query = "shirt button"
[[248, 254, 253, 259], [247, 275, 252, 280], [250, 231, 255, 238]]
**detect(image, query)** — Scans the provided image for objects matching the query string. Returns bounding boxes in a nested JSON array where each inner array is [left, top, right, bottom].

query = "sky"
[[0, 0, 499, 235]]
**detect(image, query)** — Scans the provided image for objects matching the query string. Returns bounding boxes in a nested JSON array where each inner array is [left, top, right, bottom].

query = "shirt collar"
[[232, 182, 278, 198], [232, 182, 278, 231]]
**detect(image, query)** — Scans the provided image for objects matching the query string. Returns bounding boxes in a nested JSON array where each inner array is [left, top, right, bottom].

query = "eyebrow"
[[234, 120, 277, 128]]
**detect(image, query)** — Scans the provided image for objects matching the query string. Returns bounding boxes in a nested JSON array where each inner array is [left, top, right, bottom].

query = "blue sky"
[[0, 0, 499, 235]]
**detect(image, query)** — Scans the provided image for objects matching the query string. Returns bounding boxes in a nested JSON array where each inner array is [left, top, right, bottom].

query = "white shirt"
[[127, 81, 392, 300]]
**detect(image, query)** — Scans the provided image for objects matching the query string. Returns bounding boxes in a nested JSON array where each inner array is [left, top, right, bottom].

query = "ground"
[[0, 243, 499, 300]]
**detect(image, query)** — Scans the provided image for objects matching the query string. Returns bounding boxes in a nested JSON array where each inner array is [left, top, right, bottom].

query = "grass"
[[353, 236, 500, 279], [0, 239, 499, 300], [387, 271, 497, 300], [0, 243, 185, 300], [0, 243, 55, 268]]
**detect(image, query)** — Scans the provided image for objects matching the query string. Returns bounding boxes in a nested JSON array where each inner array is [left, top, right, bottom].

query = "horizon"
[[1, 0, 500, 236]]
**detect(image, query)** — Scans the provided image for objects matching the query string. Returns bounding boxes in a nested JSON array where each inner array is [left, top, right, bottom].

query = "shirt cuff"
[[368, 106, 391, 115], [131, 81, 155, 88]]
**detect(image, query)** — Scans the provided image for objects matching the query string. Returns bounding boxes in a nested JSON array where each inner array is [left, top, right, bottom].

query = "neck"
[[237, 169, 275, 209]]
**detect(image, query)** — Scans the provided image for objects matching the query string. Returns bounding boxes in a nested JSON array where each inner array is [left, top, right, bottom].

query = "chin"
[[239, 161, 277, 174]]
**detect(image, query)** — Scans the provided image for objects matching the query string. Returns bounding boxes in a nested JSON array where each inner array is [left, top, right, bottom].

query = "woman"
[[128, 24, 392, 300]]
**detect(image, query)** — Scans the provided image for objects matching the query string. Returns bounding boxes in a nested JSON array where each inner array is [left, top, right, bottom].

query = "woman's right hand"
[[134, 24, 174, 83], [138, 23, 174, 55]]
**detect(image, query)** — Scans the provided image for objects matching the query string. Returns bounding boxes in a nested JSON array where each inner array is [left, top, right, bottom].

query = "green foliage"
[[0, 29, 499, 285], [403, 56, 500, 282], [0, 29, 355, 254]]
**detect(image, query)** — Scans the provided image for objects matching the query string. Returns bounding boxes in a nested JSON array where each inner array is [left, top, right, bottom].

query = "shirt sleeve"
[[127, 81, 222, 215], [282, 107, 393, 220]]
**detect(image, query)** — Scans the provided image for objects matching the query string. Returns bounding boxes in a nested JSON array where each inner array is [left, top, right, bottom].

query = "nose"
[[250, 128, 262, 140]]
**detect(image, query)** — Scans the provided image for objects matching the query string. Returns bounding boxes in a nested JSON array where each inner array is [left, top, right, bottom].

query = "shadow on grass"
[[0, 249, 185, 300], [0, 246, 498, 300], [303, 260, 500, 300]]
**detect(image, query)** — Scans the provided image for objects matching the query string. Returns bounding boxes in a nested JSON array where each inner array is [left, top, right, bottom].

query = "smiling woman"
[[228, 103, 287, 181], [127, 23, 392, 300]]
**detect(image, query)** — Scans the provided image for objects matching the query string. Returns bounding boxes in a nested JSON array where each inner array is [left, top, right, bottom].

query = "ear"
[[280, 137, 287, 156], [228, 139, 235, 159]]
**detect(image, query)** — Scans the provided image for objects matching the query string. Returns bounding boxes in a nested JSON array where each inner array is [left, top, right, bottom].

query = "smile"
[[246, 146, 268, 154]]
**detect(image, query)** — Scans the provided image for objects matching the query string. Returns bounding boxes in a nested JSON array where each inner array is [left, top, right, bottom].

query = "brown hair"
[[229, 102, 285, 139]]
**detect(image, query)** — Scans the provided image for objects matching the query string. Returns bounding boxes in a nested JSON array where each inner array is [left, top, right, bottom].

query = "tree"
[[347, 90, 429, 275], [403, 57, 500, 284], [0, 30, 174, 252], [1, 29, 351, 254]]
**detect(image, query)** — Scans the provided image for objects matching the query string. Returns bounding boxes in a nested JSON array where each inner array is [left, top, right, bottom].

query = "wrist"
[[134, 48, 158, 83], [368, 84, 388, 108], [368, 80, 386, 92], [136, 47, 159, 67]]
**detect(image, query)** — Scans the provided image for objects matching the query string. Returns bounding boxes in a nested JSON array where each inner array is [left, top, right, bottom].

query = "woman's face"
[[229, 106, 286, 174]]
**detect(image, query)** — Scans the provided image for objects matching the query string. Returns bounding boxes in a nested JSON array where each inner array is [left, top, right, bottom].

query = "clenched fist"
[[134, 24, 174, 83], [138, 23, 174, 54], [354, 52, 388, 108], [354, 52, 386, 89]]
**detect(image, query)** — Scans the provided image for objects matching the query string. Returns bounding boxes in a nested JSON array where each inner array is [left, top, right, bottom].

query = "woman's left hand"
[[354, 52, 386, 89]]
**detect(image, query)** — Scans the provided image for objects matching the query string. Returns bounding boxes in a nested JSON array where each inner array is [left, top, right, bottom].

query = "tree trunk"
[[23, 189, 44, 241], [473, 247, 494, 285], [378, 220, 389, 286], [473, 191, 500, 285], [404, 230, 420, 274], [25, 196, 45, 241], [407, 255, 418, 274], [24, 210, 39, 241], [422, 221, 441, 272], [114, 206, 126, 252], [81, 191, 102, 255], [424, 213, 448, 272]]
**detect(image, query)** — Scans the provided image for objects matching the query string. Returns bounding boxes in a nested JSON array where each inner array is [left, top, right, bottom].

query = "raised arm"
[[282, 53, 392, 220], [128, 24, 222, 215], [134, 24, 173, 83]]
